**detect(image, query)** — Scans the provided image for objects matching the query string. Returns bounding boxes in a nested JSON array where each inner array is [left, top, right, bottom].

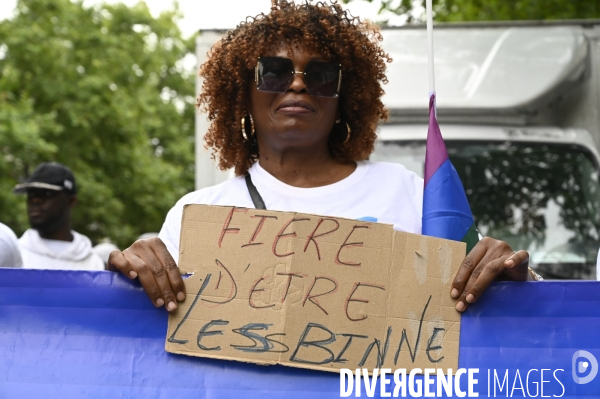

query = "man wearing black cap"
[[14, 162, 104, 270]]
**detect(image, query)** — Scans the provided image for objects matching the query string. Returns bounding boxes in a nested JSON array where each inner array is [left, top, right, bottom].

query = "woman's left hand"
[[451, 237, 531, 313]]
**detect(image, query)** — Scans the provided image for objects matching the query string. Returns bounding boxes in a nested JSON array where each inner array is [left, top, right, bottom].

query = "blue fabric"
[[1, 268, 599, 398], [422, 159, 474, 242]]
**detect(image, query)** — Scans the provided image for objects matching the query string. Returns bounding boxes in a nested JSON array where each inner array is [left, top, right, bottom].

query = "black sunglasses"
[[255, 56, 342, 98]]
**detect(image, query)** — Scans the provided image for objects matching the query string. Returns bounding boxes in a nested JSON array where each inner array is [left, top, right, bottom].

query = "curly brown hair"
[[197, 0, 391, 175]]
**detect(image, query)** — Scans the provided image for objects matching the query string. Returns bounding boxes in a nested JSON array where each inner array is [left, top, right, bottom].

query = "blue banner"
[[1, 268, 599, 398]]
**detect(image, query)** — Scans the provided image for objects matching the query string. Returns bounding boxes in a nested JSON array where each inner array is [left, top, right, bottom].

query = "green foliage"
[[0, 0, 196, 247], [343, 0, 600, 22]]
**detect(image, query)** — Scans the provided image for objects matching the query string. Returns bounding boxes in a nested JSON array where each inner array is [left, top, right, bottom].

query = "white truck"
[[194, 21, 600, 279]]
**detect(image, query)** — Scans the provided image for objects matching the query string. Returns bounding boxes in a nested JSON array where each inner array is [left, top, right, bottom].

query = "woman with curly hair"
[[109, 0, 533, 315]]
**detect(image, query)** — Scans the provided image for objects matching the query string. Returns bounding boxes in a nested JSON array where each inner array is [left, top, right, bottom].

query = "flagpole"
[[426, 0, 436, 112], [422, 0, 479, 252]]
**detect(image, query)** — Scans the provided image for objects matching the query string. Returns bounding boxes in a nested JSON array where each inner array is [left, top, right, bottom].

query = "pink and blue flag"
[[422, 94, 479, 253]]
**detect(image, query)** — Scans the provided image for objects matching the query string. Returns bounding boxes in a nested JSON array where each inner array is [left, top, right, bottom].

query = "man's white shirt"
[[19, 228, 105, 270]]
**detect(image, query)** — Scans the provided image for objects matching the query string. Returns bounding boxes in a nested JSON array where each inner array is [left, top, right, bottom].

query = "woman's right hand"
[[108, 237, 185, 312]]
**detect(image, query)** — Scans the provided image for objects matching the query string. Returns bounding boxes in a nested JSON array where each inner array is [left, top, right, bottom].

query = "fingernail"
[[167, 301, 176, 311], [129, 271, 138, 279], [156, 298, 164, 307], [177, 292, 185, 301], [455, 301, 465, 312], [466, 294, 475, 303], [505, 259, 514, 267], [451, 288, 459, 298]]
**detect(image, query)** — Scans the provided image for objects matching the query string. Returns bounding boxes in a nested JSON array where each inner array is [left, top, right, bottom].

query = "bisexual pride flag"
[[422, 94, 479, 253]]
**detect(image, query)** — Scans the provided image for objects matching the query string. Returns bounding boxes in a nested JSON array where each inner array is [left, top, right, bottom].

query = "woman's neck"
[[258, 151, 356, 188]]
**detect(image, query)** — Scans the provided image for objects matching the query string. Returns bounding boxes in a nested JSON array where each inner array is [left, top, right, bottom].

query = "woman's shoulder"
[[360, 160, 423, 183]]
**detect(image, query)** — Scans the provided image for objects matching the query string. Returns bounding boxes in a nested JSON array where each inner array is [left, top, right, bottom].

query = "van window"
[[372, 140, 600, 280]]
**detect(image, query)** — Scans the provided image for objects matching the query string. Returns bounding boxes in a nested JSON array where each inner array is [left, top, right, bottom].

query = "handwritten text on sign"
[[166, 205, 464, 373]]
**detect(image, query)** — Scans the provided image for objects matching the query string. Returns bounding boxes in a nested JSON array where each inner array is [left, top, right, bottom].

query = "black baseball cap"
[[13, 162, 77, 194]]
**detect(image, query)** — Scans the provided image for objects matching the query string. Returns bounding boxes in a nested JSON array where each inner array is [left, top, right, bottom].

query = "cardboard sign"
[[165, 204, 465, 373]]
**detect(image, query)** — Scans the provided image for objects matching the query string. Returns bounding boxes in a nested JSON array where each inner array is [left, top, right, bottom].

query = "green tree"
[[343, 0, 600, 22], [0, 0, 196, 247]]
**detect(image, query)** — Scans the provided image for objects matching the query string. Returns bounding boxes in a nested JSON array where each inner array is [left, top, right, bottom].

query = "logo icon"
[[572, 350, 598, 384]]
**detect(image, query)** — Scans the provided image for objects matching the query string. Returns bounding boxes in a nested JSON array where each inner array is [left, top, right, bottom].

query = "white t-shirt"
[[159, 161, 423, 263], [0, 222, 23, 268], [19, 228, 105, 271]]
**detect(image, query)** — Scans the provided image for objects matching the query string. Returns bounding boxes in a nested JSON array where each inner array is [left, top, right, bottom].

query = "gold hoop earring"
[[343, 122, 351, 145], [241, 114, 255, 141]]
